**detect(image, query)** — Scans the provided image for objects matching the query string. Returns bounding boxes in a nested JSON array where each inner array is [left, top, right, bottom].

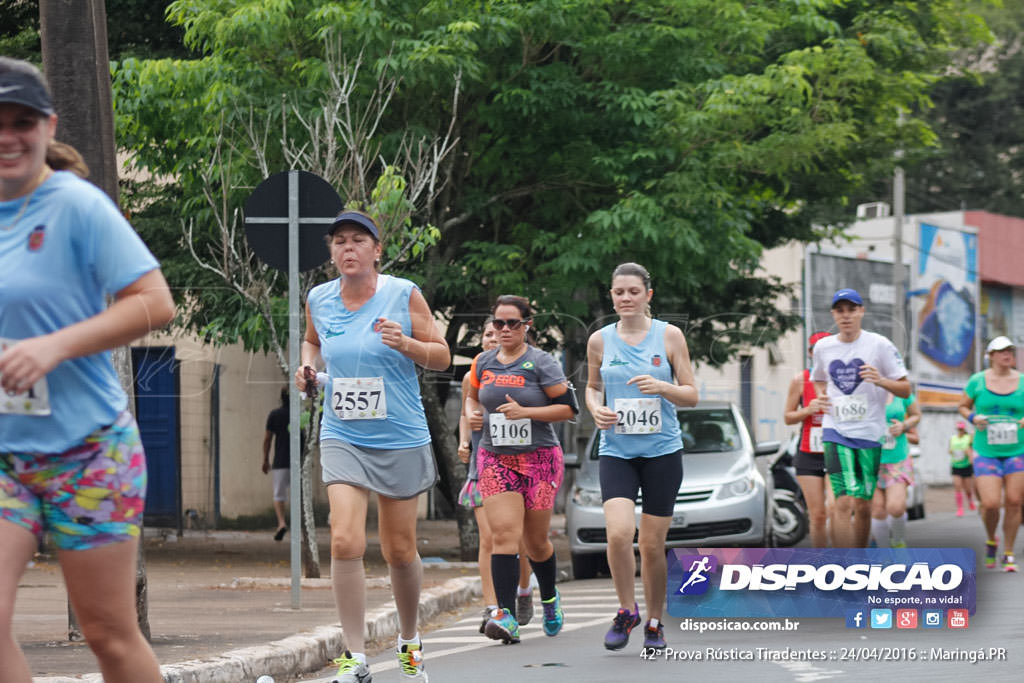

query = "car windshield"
[[679, 409, 741, 453]]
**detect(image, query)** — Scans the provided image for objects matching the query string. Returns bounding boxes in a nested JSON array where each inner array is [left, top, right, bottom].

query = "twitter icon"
[[870, 609, 892, 629]]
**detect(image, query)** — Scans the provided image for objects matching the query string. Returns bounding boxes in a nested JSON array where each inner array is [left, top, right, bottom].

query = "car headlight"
[[572, 486, 603, 508], [718, 476, 754, 500]]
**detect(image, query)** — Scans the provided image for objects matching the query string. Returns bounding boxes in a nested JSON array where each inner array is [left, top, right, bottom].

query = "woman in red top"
[[783, 332, 833, 547]]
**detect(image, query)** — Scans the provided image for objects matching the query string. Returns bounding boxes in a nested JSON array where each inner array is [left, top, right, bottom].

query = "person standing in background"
[[948, 421, 976, 516], [262, 387, 291, 541]]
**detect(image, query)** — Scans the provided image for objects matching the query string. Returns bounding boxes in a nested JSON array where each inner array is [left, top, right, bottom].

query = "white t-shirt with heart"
[[811, 331, 908, 445]]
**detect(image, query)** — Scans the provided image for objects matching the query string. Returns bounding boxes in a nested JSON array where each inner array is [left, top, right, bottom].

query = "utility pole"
[[892, 114, 906, 357]]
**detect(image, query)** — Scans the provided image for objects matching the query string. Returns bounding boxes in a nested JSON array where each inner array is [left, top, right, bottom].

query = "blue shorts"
[[0, 411, 147, 550], [973, 454, 1024, 478]]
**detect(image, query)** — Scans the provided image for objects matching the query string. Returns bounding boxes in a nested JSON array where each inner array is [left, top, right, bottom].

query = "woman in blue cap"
[[297, 210, 450, 682]]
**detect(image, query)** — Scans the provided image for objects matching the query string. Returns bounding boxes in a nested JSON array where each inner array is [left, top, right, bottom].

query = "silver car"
[[564, 401, 778, 580]]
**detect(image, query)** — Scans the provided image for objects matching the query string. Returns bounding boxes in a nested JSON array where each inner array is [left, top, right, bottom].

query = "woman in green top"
[[948, 421, 976, 517], [869, 393, 920, 547], [958, 336, 1024, 572]]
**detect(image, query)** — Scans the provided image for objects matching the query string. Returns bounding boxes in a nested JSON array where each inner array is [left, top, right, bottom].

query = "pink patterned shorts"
[[477, 445, 564, 511], [0, 411, 147, 550], [877, 457, 914, 490]]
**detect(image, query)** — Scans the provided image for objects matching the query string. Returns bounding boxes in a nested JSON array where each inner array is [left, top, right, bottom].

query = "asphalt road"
[[298, 502, 1022, 682]]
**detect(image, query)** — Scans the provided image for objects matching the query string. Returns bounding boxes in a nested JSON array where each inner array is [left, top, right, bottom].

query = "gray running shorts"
[[320, 439, 438, 500]]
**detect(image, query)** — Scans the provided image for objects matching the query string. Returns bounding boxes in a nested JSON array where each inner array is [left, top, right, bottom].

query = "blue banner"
[[666, 548, 975, 618]]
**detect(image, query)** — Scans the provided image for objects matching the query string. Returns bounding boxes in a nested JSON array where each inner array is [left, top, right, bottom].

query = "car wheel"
[[571, 552, 606, 580], [771, 499, 808, 547]]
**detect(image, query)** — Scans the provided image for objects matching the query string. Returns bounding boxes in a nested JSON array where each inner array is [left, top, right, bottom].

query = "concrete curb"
[[34, 576, 481, 683]]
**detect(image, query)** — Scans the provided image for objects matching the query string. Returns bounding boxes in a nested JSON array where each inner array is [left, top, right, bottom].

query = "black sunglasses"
[[492, 318, 530, 330]]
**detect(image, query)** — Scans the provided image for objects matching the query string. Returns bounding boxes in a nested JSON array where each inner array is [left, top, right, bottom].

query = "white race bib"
[[808, 427, 824, 454], [833, 394, 868, 422], [987, 421, 1019, 446], [614, 397, 662, 435], [489, 412, 531, 446], [882, 433, 897, 450], [330, 377, 386, 420], [0, 338, 51, 416]]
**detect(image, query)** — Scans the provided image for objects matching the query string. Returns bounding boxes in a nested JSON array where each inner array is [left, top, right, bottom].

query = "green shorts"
[[824, 442, 881, 500]]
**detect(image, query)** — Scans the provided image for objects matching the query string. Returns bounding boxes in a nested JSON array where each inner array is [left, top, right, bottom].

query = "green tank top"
[[881, 394, 915, 465], [949, 433, 971, 468], [965, 372, 1024, 459]]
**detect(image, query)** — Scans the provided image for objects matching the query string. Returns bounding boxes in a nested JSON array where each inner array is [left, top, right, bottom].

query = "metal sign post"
[[244, 170, 341, 608]]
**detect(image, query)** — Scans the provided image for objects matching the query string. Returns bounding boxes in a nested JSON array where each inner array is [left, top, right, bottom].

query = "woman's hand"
[[593, 405, 618, 430], [374, 317, 408, 352], [627, 374, 665, 395], [457, 442, 471, 464], [0, 336, 63, 394], [497, 394, 531, 420]]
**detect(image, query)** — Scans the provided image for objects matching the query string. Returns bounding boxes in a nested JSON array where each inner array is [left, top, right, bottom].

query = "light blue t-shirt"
[[598, 319, 684, 459], [309, 274, 431, 449], [0, 172, 160, 452]]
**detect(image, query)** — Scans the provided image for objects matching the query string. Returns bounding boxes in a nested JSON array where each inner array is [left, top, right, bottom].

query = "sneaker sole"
[[484, 620, 520, 644]]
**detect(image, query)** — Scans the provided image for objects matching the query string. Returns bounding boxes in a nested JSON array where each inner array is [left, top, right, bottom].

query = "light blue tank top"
[[598, 319, 683, 459], [309, 274, 431, 448]]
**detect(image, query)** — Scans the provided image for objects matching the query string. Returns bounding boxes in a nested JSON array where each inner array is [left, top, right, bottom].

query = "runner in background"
[[958, 335, 1024, 572], [457, 319, 535, 634], [811, 288, 910, 548], [783, 331, 834, 548], [869, 392, 921, 548], [586, 262, 698, 651], [465, 295, 576, 645], [297, 210, 450, 682], [948, 421, 976, 516]]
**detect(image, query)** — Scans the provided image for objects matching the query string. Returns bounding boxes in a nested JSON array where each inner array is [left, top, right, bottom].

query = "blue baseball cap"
[[329, 211, 380, 241], [0, 69, 55, 116], [831, 288, 863, 308]]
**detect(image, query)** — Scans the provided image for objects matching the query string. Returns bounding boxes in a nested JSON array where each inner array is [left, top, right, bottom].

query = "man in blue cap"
[[811, 289, 911, 547]]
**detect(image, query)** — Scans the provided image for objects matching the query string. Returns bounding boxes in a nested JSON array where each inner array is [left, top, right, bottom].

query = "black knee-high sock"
[[491, 553, 520, 616], [529, 552, 558, 602]]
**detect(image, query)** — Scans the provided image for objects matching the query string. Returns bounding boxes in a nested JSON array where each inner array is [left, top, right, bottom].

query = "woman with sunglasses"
[[457, 318, 536, 634], [585, 262, 698, 652], [296, 210, 450, 682], [465, 295, 577, 644]]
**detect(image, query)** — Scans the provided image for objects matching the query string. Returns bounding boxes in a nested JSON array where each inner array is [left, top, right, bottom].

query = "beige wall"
[[135, 333, 328, 524]]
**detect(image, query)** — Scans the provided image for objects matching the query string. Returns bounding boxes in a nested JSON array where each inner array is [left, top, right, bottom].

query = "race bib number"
[[987, 421, 1019, 446], [0, 338, 51, 416], [882, 433, 897, 450], [489, 412, 531, 446], [808, 427, 824, 454], [614, 398, 662, 435], [833, 395, 868, 422], [331, 377, 386, 420]]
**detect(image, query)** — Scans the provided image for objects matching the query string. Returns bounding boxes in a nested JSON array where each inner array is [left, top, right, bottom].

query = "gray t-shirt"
[[472, 345, 566, 454]]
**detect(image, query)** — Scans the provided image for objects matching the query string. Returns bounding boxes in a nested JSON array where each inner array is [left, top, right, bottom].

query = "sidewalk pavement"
[[17, 515, 563, 683]]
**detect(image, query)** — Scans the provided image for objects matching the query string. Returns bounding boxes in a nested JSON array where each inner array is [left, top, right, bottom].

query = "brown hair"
[[611, 262, 653, 317], [46, 141, 89, 178], [491, 294, 533, 319]]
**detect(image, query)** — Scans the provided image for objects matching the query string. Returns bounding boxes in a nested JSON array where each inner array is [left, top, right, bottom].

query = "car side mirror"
[[563, 451, 580, 468], [754, 440, 782, 456]]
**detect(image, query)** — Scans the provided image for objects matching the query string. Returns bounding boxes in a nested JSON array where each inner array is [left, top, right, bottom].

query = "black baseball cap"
[[0, 70, 54, 116], [328, 211, 380, 241]]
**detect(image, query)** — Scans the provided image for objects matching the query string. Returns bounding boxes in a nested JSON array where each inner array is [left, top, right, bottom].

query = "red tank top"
[[799, 369, 825, 453]]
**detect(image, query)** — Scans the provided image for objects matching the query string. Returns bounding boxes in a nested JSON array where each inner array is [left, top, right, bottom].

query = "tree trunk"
[[419, 375, 477, 561], [39, 0, 151, 641], [299, 415, 321, 578]]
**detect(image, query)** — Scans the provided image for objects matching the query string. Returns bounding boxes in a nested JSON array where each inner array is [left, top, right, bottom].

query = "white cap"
[[986, 336, 1015, 353]]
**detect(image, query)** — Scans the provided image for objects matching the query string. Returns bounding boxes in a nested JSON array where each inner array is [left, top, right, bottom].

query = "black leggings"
[[599, 451, 683, 517]]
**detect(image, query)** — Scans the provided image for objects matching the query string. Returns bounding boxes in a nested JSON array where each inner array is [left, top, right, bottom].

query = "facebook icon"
[[846, 610, 866, 629]]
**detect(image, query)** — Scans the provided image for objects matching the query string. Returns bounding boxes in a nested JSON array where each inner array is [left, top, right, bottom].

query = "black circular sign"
[[244, 170, 342, 272]]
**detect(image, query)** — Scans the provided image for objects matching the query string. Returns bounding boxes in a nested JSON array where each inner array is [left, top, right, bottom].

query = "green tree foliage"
[[111, 0, 987, 367], [904, 1, 1022, 216]]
